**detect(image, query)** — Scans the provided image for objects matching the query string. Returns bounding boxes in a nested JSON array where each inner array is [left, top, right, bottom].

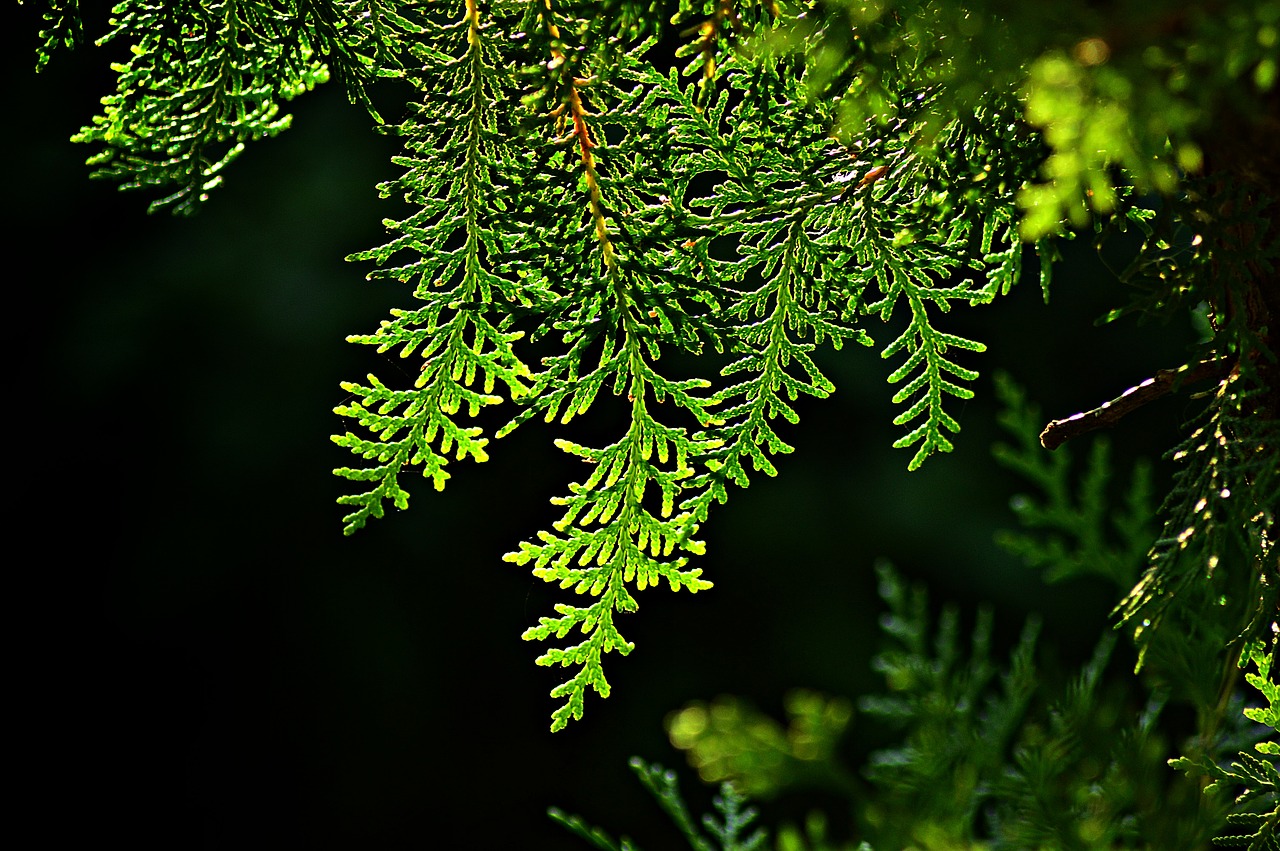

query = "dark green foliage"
[[855, 563, 1041, 847], [575, 576, 1248, 848], [992, 373, 1156, 589], [64, 1, 425, 214], [1172, 640, 1280, 851], [637, 382, 1274, 849], [1118, 376, 1280, 667], [658, 560, 1207, 850], [550, 758, 770, 851]]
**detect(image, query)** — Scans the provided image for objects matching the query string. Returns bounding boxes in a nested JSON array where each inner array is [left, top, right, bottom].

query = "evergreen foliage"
[[32, 0, 1278, 842], [550, 758, 774, 851], [564, 382, 1274, 848], [990, 373, 1156, 589], [561, 633, 1275, 849], [1172, 641, 1280, 851], [53, 1, 408, 214]]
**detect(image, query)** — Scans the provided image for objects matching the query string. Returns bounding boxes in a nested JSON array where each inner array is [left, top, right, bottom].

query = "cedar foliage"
[[649, 381, 1275, 849], [30, 0, 1278, 846]]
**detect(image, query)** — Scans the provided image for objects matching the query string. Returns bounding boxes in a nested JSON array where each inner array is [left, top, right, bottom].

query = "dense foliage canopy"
[[26, 0, 1277, 847]]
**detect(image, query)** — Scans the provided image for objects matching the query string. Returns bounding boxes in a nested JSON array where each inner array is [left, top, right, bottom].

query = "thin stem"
[[1040, 358, 1233, 450]]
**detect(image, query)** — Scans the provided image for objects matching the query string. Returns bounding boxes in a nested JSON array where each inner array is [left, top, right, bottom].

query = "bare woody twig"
[[1039, 358, 1234, 450]]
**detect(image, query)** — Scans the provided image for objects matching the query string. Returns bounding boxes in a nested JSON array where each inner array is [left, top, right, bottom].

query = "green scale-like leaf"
[[990, 372, 1156, 590], [334, 2, 540, 533], [33, 0, 84, 71], [1118, 373, 1280, 663], [1172, 640, 1280, 851], [70, 1, 426, 212], [333, 0, 1055, 728], [509, 404, 717, 731], [75, 1, 331, 214]]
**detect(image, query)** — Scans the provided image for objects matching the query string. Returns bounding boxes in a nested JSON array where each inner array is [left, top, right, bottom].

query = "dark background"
[[10, 10, 1199, 849]]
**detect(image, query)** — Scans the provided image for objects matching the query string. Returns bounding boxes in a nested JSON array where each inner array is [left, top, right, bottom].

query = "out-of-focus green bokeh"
[[9, 8, 1199, 848]]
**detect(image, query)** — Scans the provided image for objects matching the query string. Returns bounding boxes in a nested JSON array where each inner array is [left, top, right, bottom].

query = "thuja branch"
[[1039, 358, 1233, 450], [540, 0, 616, 269]]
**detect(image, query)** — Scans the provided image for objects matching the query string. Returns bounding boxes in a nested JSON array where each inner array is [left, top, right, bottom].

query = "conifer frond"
[[991, 372, 1156, 589], [336, 1, 1055, 727], [871, 269, 985, 470], [1172, 637, 1280, 851], [291, 0, 429, 117], [66, 1, 428, 212], [858, 562, 1041, 846], [553, 758, 771, 851], [551, 759, 732, 851], [334, 1, 539, 533], [629, 759, 718, 851], [700, 782, 768, 851], [508, 416, 715, 731], [1118, 371, 1279, 665], [547, 808, 633, 851], [73, 1, 334, 214], [31, 0, 83, 71]]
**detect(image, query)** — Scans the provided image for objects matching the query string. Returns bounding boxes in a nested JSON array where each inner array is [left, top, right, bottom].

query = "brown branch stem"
[[1039, 358, 1233, 450]]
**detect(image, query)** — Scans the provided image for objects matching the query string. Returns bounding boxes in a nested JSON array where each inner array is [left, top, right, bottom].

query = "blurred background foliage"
[[9, 1, 1270, 848], [788, 0, 1280, 239]]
